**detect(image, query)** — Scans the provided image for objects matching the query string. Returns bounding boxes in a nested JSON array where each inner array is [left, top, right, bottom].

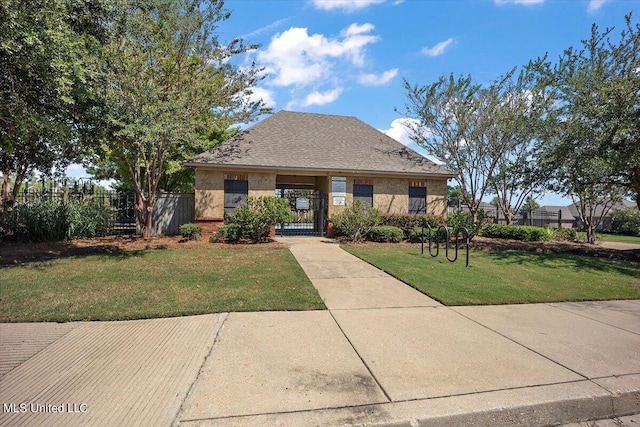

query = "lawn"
[[595, 233, 640, 244], [0, 248, 325, 322], [344, 246, 640, 306]]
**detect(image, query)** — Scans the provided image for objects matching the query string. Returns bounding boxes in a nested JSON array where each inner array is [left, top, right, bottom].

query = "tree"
[[402, 73, 511, 223], [531, 14, 637, 243], [522, 196, 540, 211], [447, 185, 463, 207], [98, 0, 267, 238], [487, 68, 552, 225], [0, 0, 113, 209]]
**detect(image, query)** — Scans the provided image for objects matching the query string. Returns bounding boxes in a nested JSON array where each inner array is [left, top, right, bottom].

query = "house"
[[568, 200, 636, 231], [185, 111, 455, 236]]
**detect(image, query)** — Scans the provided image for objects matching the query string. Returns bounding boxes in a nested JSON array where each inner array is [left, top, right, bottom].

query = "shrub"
[[179, 223, 203, 240], [216, 224, 243, 243], [379, 213, 444, 238], [480, 224, 553, 242], [610, 207, 640, 235], [407, 226, 448, 243], [554, 227, 578, 242], [367, 225, 403, 243], [4, 198, 112, 242], [229, 196, 292, 242], [330, 200, 381, 241]]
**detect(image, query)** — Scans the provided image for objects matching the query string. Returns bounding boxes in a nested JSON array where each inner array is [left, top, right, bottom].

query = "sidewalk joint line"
[[543, 302, 640, 337], [172, 313, 229, 427], [449, 308, 590, 381], [328, 309, 392, 402]]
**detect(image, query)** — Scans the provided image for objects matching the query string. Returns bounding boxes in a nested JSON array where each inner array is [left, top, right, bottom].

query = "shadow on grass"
[[1, 247, 148, 270], [484, 249, 640, 278]]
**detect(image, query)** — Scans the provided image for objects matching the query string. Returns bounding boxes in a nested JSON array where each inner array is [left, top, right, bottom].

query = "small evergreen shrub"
[[554, 227, 578, 242], [407, 226, 448, 243], [331, 200, 381, 241], [179, 223, 203, 240], [379, 213, 444, 238], [367, 226, 403, 243], [480, 224, 553, 242], [229, 196, 292, 242], [216, 224, 243, 243]]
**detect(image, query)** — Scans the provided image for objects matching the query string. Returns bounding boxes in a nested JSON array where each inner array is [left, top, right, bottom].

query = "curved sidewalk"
[[1, 237, 639, 426]]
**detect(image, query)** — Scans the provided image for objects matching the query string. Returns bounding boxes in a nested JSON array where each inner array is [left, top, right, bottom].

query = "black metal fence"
[[11, 189, 194, 236], [448, 206, 573, 228]]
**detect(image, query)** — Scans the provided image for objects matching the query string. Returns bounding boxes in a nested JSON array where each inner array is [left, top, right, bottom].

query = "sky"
[[70, 0, 639, 206]]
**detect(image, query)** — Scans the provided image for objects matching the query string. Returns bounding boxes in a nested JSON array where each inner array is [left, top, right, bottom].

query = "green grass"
[[0, 248, 325, 322], [593, 233, 640, 244], [344, 246, 640, 305]]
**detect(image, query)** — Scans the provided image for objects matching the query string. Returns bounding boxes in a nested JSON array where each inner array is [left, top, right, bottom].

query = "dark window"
[[353, 184, 373, 207], [224, 180, 248, 221], [408, 186, 426, 215]]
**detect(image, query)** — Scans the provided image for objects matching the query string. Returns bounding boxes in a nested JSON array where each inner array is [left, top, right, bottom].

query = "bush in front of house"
[[216, 224, 243, 243], [407, 226, 448, 243], [610, 207, 640, 235], [331, 200, 381, 241], [366, 225, 403, 243], [446, 210, 493, 240], [229, 196, 292, 242], [179, 223, 203, 240], [480, 224, 553, 242], [379, 213, 444, 239]]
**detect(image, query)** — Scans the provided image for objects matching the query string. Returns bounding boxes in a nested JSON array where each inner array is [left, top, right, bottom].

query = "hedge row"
[[479, 224, 554, 242]]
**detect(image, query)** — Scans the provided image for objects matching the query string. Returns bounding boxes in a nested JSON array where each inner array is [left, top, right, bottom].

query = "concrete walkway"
[[1, 237, 639, 426]]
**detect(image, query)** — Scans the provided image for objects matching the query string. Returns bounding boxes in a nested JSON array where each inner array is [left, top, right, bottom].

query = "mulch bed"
[[1, 235, 638, 267], [0, 235, 285, 267]]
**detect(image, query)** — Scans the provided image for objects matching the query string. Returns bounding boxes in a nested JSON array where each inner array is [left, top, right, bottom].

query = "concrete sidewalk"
[[1, 237, 639, 426]]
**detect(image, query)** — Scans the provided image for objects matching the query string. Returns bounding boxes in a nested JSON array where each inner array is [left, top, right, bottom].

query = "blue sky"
[[220, 0, 637, 206], [71, 0, 638, 205]]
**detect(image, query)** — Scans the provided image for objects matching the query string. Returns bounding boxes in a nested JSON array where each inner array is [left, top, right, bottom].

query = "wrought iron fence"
[[447, 205, 572, 228], [11, 188, 195, 236], [14, 189, 138, 235]]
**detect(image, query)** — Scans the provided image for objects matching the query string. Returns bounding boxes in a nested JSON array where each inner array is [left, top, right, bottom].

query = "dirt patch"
[[344, 236, 640, 263], [0, 235, 285, 267]]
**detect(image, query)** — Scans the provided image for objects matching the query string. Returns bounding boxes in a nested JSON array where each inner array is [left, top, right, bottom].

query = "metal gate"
[[276, 190, 326, 236]]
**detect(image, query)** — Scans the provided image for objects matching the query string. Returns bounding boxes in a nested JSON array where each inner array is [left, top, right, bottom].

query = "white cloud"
[[357, 68, 398, 86], [381, 118, 421, 146], [301, 87, 344, 106], [494, 0, 544, 5], [381, 118, 444, 163], [421, 38, 455, 57], [587, 0, 608, 13], [247, 87, 276, 109], [311, 0, 385, 12], [258, 24, 379, 87]]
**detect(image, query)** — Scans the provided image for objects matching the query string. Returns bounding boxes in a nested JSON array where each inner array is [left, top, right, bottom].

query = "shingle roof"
[[186, 111, 454, 177], [567, 199, 635, 218]]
